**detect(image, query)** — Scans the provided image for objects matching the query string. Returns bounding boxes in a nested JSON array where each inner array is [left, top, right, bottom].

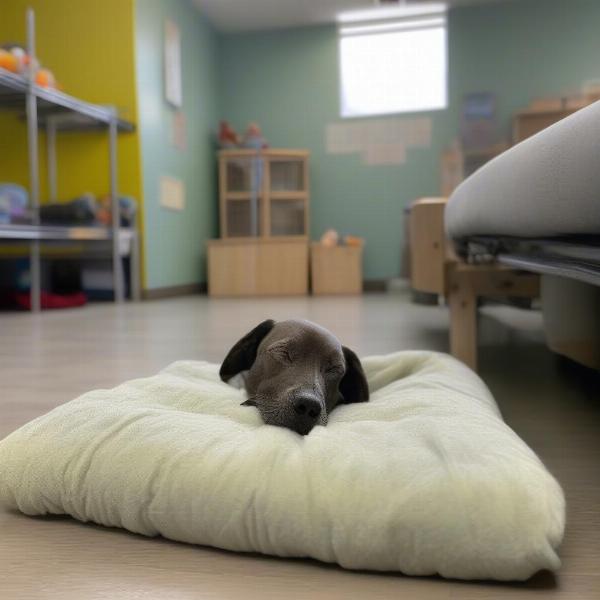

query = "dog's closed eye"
[[267, 340, 293, 365], [324, 364, 344, 376]]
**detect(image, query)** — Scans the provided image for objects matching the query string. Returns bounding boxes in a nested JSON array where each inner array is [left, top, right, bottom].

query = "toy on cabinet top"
[[218, 121, 269, 150], [242, 122, 269, 150], [319, 229, 364, 248], [320, 229, 339, 248], [218, 121, 240, 148]]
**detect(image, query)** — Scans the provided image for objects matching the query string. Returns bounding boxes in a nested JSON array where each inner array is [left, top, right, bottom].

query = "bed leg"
[[449, 269, 478, 371]]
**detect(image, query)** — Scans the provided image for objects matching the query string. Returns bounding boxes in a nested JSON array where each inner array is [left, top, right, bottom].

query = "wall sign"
[[164, 19, 182, 108]]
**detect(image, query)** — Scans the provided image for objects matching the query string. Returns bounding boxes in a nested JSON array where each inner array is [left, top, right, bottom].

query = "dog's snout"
[[293, 396, 322, 419], [292, 396, 322, 434]]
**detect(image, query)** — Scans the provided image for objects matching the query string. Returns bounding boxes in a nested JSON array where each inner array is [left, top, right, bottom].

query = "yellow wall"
[[0, 0, 141, 205]]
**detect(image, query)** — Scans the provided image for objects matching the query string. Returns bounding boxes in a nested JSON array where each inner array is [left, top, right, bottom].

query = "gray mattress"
[[445, 100, 600, 241]]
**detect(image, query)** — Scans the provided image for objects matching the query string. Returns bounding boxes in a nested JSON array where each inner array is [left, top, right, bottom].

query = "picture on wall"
[[164, 19, 182, 107]]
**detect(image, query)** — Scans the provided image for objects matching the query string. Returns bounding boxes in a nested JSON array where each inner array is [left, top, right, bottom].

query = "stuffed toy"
[[96, 194, 137, 227], [0, 183, 29, 224], [218, 121, 240, 148], [343, 235, 364, 247], [242, 122, 268, 150], [0, 44, 57, 88], [35, 67, 56, 88], [0, 49, 18, 73], [0, 44, 36, 74], [320, 229, 339, 247]]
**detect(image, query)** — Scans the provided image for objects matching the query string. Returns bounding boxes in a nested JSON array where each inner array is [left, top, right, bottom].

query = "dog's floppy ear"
[[219, 319, 275, 382], [339, 346, 369, 404]]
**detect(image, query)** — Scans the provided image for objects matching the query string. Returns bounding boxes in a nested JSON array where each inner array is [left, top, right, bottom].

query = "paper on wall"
[[325, 117, 431, 165], [160, 175, 185, 211], [362, 143, 407, 166]]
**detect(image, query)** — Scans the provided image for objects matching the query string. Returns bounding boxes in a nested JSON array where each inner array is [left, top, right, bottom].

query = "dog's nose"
[[292, 396, 322, 434], [293, 396, 322, 420]]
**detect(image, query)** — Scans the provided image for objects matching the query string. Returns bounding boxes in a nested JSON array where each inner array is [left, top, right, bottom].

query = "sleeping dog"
[[220, 319, 369, 435]]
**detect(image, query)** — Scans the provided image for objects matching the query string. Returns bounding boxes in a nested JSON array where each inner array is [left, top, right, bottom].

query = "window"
[[339, 10, 447, 118]]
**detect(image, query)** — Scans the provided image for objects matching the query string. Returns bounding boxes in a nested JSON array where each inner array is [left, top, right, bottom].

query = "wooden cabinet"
[[218, 149, 309, 239], [209, 149, 310, 297], [512, 108, 580, 143], [207, 238, 308, 297]]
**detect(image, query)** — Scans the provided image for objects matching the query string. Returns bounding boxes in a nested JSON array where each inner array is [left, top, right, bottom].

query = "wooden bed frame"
[[409, 197, 540, 371]]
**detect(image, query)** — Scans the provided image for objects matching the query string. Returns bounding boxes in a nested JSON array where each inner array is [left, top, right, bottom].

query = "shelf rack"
[[0, 9, 139, 311]]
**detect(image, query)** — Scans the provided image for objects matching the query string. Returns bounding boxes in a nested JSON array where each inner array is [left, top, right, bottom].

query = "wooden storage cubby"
[[218, 149, 309, 239], [310, 243, 363, 295], [209, 149, 310, 297]]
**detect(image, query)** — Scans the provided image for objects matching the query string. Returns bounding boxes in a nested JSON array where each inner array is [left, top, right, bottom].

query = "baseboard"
[[363, 279, 387, 292], [142, 282, 207, 300]]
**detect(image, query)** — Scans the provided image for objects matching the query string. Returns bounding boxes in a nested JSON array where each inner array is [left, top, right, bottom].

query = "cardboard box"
[[310, 243, 362, 295]]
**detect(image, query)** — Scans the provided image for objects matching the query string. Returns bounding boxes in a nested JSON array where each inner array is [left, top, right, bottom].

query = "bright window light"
[[339, 16, 447, 118]]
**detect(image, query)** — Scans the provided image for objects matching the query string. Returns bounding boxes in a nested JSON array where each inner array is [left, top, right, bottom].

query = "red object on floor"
[[15, 291, 87, 310]]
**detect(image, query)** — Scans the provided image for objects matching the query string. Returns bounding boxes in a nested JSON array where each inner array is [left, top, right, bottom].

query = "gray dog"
[[220, 319, 369, 435]]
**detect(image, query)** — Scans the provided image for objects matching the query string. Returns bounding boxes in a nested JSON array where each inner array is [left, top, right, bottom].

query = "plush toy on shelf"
[[35, 68, 56, 88], [0, 44, 36, 74], [218, 121, 240, 148], [0, 48, 18, 73], [0, 43, 57, 88], [0, 183, 29, 224], [242, 122, 268, 150], [96, 194, 137, 228]]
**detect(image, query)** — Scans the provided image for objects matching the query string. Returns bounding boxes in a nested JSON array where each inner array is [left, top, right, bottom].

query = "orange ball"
[[35, 68, 55, 88], [0, 49, 18, 73]]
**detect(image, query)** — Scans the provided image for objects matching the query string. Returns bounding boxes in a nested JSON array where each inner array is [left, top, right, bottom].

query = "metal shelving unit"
[[0, 9, 139, 311]]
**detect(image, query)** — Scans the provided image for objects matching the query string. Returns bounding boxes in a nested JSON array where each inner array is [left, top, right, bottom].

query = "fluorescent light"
[[341, 17, 445, 36], [337, 2, 447, 24]]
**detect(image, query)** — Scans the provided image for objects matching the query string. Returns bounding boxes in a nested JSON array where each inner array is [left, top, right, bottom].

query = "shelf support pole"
[[130, 229, 141, 301], [109, 117, 124, 303], [26, 7, 41, 313], [46, 116, 57, 202]]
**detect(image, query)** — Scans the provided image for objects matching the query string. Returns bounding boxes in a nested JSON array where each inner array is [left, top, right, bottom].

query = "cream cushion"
[[0, 351, 565, 581]]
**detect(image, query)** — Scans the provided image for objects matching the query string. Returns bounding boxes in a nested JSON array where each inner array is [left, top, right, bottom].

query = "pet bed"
[[0, 351, 565, 581]]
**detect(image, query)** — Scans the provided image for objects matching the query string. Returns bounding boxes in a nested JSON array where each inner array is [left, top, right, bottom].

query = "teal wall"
[[218, 0, 600, 281], [136, 0, 218, 290]]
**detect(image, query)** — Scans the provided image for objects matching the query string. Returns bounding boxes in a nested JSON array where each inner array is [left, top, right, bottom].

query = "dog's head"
[[220, 319, 369, 435]]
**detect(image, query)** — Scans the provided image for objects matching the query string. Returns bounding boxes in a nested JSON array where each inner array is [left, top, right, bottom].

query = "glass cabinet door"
[[226, 198, 262, 237], [225, 158, 252, 192], [270, 198, 306, 236], [221, 153, 308, 239], [270, 159, 305, 192], [223, 156, 264, 237]]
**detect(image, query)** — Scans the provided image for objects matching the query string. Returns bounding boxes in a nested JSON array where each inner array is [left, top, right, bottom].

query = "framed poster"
[[460, 92, 496, 151], [164, 19, 182, 108]]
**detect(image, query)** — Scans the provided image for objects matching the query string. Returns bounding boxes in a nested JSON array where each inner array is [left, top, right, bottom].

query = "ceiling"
[[193, 0, 508, 33]]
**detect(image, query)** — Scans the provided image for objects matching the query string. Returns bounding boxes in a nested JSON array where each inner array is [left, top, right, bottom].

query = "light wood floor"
[[1, 294, 599, 599]]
